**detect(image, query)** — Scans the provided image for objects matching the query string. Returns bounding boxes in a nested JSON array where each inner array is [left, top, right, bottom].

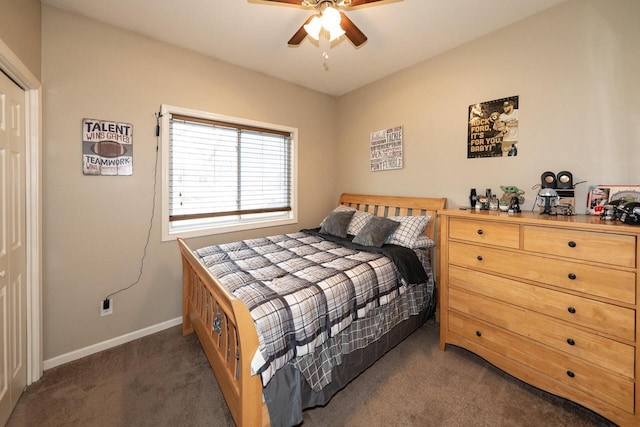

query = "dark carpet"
[[7, 321, 615, 426]]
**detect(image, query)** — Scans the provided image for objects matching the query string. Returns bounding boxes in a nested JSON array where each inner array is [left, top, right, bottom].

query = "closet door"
[[0, 70, 27, 426]]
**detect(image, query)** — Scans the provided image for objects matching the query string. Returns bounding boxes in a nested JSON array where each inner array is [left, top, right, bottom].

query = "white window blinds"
[[169, 113, 293, 223]]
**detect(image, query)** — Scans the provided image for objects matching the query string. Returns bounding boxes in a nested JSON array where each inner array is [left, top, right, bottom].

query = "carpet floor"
[[7, 320, 615, 426]]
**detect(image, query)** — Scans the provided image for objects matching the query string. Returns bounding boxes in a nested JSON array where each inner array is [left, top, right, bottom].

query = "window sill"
[[161, 217, 298, 242]]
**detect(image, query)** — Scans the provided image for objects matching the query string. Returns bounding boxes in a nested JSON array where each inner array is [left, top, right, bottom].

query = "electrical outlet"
[[100, 298, 113, 316]]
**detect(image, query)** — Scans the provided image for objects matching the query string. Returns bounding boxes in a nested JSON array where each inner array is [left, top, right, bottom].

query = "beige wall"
[[337, 0, 640, 212], [41, 6, 339, 359], [0, 0, 41, 80], [41, 0, 640, 362]]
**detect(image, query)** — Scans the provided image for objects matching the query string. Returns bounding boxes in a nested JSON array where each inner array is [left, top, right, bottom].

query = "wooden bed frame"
[[177, 193, 446, 427]]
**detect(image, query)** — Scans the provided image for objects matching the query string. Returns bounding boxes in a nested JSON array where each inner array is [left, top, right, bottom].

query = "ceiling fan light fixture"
[[327, 27, 346, 41], [277, 0, 375, 48], [321, 6, 342, 31], [303, 15, 322, 40]]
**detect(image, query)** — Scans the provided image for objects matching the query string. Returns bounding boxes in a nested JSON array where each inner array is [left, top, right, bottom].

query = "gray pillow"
[[319, 210, 355, 238], [353, 216, 400, 247]]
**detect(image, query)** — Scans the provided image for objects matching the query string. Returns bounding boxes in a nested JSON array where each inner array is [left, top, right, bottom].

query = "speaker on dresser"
[[556, 171, 573, 189], [541, 171, 556, 188]]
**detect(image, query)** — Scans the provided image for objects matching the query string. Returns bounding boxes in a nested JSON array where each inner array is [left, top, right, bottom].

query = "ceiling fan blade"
[[339, 12, 367, 46], [262, 0, 304, 4], [288, 15, 314, 45], [347, 0, 386, 6]]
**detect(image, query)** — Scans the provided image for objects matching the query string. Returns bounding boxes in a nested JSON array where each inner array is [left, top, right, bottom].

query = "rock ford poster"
[[468, 96, 519, 158], [82, 118, 133, 175], [370, 125, 403, 172]]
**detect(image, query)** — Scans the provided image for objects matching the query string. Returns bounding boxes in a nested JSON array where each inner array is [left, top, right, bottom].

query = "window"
[[161, 105, 297, 241]]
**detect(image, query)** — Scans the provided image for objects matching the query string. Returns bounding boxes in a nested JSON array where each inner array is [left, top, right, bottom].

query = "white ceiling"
[[41, 0, 567, 97]]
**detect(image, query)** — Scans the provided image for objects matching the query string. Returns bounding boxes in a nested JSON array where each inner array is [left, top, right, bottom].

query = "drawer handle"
[[568, 273, 576, 280], [566, 370, 575, 378], [477, 229, 483, 235], [476, 331, 482, 337], [477, 255, 483, 261], [567, 338, 575, 346], [568, 241, 577, 248], [567, 307, 576, 314]]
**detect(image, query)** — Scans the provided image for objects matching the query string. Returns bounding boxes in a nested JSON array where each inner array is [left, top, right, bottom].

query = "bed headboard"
[[338, 193, 447, 242]]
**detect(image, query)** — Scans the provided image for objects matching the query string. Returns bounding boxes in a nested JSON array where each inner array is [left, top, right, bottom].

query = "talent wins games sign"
[[82, 118, 133, 176]]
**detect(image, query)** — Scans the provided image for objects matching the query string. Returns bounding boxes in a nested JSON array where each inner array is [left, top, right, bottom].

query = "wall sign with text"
[[370, 125, 403, 172], [468, 96, 519, 158], [82, 118, 133, 175]]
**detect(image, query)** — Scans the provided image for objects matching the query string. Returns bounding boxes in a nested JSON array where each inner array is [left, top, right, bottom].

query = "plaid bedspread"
[[195, 231, 427, 386]]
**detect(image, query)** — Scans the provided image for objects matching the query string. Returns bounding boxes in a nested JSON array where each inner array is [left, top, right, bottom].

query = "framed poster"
[[82, 118, 133, 176], [370, 125, 403, 172], [468, 96, 519, 158]]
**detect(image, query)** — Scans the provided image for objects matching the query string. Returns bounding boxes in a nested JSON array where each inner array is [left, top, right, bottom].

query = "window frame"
[[160, 104, 298, 242]]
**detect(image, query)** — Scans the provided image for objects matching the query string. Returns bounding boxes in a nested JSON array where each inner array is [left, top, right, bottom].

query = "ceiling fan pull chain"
[[322, 32, 330, 62]]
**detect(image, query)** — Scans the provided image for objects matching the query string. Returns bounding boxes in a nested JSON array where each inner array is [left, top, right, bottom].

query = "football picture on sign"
[[82, 118, 133, 176]]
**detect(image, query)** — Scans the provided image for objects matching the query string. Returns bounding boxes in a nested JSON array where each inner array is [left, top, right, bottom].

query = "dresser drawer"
[[523, 226, 636, 268], [449, 241, 636, 304], [448, 311, 635, 413], [449, 266, 635, 341], [449, 218, 519, 249], [449, 287, 635, 378]]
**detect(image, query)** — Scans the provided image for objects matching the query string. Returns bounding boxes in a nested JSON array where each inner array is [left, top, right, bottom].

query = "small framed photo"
[[587, 185, 640, 215]]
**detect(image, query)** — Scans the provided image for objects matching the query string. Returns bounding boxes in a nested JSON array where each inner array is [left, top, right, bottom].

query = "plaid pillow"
[[411, 235, 436, 249], [385, 215, 431, 248], [347, 210, 374, 235]]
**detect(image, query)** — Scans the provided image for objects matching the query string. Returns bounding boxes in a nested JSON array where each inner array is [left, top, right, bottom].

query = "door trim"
[[0, 39, 42, 384]]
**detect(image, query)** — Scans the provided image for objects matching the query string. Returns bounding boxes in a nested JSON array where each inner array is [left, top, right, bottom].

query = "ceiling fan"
[[263, 0, 387, 47]]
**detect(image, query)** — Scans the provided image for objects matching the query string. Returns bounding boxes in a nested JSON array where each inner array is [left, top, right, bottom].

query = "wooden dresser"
[[438, 209, 640, 426]]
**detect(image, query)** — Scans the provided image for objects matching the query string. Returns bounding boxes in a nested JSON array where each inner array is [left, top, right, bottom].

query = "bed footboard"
[[178, 238, 270, 427]]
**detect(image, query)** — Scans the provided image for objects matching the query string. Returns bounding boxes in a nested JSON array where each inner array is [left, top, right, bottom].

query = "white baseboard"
[[43, 316, 183, 371]]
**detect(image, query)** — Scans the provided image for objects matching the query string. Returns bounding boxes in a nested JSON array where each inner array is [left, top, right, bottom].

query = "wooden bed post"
[[231, 298, 269, 427], [181, 243, 194, 336]]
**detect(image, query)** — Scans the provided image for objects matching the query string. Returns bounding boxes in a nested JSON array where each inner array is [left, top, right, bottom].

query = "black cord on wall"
[[102, 110, 162, 309]]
